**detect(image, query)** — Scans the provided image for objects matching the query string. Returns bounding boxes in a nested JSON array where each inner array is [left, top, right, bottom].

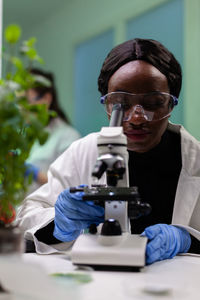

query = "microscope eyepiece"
[[109, 103, 124, 127]]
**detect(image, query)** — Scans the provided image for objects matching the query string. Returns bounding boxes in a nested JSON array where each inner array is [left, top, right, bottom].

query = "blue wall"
[[74, 30, 113, 136], [126, 0, 183, 124], [74, 0, 184, 136]]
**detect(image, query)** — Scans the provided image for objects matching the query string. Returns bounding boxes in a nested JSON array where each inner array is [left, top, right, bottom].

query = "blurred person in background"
[[25, 68, 81, 194]]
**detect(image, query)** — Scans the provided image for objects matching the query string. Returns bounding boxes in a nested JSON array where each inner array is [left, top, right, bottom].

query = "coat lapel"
[[172, 169, 200, 224], [171, 124, 200, 225]]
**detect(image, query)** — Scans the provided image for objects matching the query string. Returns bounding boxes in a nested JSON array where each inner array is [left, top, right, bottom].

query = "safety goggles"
[[100, 91, 178, 122]]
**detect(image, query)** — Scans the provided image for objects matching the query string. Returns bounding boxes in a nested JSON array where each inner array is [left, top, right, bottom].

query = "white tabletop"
[[24, 253, 200, 300], [1, 252, 200, 300]]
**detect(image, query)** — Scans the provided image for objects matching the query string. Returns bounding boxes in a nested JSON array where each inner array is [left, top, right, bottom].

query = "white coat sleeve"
[[16, 133, 100, 254]]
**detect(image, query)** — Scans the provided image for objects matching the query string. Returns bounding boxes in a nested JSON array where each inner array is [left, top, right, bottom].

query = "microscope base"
[[75, 263, 141, 272], [71, 233, 147, 271]]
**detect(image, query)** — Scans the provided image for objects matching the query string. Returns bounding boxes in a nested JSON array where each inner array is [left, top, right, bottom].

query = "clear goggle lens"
[[100, 92, 178, 122]]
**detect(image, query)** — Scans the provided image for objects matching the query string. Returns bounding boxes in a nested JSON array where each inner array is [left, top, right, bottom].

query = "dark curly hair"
[[98, 38, 182, 98]]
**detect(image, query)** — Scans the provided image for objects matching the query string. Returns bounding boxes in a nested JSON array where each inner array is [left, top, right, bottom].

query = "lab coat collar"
[[168, 123, 200, 225]]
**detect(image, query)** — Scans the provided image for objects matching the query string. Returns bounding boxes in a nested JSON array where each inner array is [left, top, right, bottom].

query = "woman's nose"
[[126, 105, 148, 124]]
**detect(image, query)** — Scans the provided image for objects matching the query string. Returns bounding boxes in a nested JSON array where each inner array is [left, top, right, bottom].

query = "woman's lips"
[[124, 129, 150, 140]]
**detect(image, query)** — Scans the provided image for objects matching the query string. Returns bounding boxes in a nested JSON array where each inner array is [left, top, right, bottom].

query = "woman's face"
[[107, 60, 170, 153], [26, 89, 52, 108]]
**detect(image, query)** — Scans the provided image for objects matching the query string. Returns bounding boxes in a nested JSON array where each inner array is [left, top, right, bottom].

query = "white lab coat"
[[17, 123, 200, 254]]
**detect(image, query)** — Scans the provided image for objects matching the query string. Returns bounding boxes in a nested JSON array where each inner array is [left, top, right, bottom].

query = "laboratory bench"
[[0, 251, 200, 300]]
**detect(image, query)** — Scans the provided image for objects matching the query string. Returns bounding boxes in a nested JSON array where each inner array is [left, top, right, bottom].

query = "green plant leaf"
[[0, 24, 53, 223], [4, 24, 21, 44], [11, 57, 23, 70], [25, 37, 36, 48]]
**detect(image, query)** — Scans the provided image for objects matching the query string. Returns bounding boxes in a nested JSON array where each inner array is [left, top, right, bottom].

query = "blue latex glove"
[[141, 224, 191, 265], [24, 163, 40, 181], [54, 186, 105, 242]]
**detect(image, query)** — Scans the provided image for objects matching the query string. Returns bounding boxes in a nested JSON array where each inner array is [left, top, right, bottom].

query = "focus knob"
[[101, 219, 122, 236]]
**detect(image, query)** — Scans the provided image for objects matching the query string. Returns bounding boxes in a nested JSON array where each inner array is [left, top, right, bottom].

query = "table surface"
[[1, 252, 200, 300]]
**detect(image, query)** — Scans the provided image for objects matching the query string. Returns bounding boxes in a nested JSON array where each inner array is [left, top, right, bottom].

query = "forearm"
[[17, 205, 74, 253]]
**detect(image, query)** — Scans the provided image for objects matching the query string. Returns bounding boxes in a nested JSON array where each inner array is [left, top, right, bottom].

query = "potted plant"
[[0, 24, 52, 254]]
